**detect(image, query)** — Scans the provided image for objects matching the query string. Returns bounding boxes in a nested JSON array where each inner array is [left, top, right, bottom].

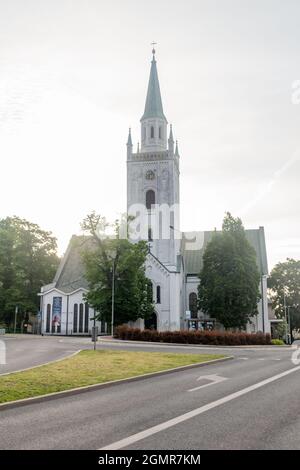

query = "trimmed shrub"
[[271, 339, 285, 346], [114, 326, 271, 346]]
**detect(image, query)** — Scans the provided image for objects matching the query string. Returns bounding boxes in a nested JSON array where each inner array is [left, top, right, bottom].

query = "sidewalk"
[[99, 336, 293, 349]]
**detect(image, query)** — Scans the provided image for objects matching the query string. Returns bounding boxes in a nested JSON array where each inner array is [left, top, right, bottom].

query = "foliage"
[[80, 212, 154, 326], [271, 339, 285, 346], [198, 212, 261, 329], [268, 258, 300, 332], [115, 325, 271, 345], [271, 320, 288, 341], [0, 216, 59, 326]]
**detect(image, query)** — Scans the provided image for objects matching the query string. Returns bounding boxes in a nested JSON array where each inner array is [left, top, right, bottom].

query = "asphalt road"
[[0, 335, 299, 449], [0, 335, 86, 374], [0, 334, 288, 373]]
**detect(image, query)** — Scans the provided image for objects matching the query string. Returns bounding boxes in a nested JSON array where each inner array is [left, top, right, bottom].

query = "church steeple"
[[141, 48, 167, 122], [140, 48, 168, 152]]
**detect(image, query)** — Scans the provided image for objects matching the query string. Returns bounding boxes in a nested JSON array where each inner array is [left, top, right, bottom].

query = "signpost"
[[92, 326, 99, 351]]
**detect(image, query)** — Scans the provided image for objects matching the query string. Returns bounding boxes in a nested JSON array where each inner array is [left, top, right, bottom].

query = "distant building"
[[39, 49, 271, 335]]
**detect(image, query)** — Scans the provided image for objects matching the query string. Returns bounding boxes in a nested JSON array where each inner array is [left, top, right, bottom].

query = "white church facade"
[[39, 49, 271, 336]]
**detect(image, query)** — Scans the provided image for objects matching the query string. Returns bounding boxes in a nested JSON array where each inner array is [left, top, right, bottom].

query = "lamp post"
[[111, 257, 115, 337], [287, 303, 299, 344], [14, 305, 18, 334]]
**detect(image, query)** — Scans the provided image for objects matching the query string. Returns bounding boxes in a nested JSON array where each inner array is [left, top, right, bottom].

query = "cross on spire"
[[151, 41, 157, 56]]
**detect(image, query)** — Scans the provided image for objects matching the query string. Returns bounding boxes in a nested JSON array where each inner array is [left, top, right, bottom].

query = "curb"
[[99, 338, 292, 350], [0, 356, 233, 411]]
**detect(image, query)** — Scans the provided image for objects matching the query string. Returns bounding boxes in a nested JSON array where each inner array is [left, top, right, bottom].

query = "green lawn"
[[0, 350, 226, 404]]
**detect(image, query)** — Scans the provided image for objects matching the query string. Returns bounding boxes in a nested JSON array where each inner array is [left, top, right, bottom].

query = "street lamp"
[[14, 305, 18, 334], [283, 288, 289, 344], [111, 257, 115, 337]]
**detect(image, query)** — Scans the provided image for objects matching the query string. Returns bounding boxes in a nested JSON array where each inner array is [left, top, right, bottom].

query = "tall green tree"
[[198, 212, 261, 329], [81, 212, 154, 327], [268, 258, 300, 332], [0, 216, 59, 326]]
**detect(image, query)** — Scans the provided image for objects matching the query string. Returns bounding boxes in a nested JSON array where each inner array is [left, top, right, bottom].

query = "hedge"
[[114, 325, 271, 346]]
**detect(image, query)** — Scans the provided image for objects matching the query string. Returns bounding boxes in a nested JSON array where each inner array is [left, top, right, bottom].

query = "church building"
[[39, 49, 271, 335]]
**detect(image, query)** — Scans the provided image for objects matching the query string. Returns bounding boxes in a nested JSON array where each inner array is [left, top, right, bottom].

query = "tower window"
[[159, 126, 162, 139], [148, 227, 153, 241], [146, 189, 155, 210], [151, 126, 154, 138], [143, 127, 146, 141], [156, 285, 161, 304]]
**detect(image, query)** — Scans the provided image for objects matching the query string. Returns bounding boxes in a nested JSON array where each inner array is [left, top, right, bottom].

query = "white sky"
[[1, 0, 300, 269]]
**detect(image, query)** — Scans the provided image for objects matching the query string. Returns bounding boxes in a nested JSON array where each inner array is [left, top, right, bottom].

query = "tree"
[[268, 259, 300, 333], [0, 216, 59, 327], [80, 212, 154, 327], [198, 212, 261, 329]]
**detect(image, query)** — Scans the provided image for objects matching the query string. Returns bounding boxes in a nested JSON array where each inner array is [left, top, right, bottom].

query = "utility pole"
[[14, 305, 18, 334], [283, 289, 291, 344], [111, 258, 115, 337]]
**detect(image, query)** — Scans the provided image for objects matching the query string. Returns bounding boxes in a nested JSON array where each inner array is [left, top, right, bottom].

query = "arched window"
[[156, 285, 161, 304], [148, 227, 153, 241], [146, 189, 155, 210], [46, 304, 51, 333], [84, 303, 89, 333], [159, 126, 162, 139], [189, 292, 198, 319], [79, 303, 84, 333], [147, 281, 153, 302], [151, 126, 154, 138], [73, 303, 78, 333]]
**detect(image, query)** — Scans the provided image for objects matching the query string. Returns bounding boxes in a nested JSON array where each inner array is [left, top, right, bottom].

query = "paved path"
[[0, 335, 299, 449]]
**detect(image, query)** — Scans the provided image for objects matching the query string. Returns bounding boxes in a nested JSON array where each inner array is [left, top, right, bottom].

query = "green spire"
[[127, 128, 132, 146], [141, 49, 167, 122]]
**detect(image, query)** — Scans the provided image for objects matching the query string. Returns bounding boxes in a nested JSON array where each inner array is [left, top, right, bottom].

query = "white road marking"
[[100, 365, 300, 450], [188, 374, 228, 392], [258, 358, 281, 361], [237, 357, 249, 360]]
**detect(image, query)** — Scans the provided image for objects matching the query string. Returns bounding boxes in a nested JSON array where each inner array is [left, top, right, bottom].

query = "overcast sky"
[[1, 0, 300, 269]]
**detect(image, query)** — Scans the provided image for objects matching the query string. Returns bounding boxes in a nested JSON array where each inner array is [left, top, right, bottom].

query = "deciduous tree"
[[198, 213, 261, 329]]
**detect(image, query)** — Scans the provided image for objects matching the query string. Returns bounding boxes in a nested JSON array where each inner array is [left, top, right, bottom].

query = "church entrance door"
[[145, 312, 157, 330]]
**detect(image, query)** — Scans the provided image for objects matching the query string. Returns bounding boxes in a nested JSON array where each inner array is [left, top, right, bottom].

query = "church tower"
[[127, 48, 180, 269]]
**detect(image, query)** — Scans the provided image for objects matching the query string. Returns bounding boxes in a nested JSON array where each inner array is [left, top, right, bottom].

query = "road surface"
[[0, 335, 299, 449]]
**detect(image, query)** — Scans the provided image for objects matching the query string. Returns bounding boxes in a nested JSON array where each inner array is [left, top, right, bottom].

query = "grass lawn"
[[0, 350, 226, 404]]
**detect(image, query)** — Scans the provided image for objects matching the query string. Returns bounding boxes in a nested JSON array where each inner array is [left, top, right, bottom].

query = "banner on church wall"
[[52, 296, 62, 327]]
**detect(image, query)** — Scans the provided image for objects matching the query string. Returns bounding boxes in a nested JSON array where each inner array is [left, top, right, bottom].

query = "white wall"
[[41, 289, 102, 335]]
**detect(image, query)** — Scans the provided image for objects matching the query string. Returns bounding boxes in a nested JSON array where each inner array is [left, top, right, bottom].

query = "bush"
[[271, 339, 285, 346], [114, 326, 272, 346]]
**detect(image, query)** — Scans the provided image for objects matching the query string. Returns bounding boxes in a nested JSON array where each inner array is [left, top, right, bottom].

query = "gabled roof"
[[141, 54, 167, 122], [45, 235, 94, 294], [183, 227, 268, 276]]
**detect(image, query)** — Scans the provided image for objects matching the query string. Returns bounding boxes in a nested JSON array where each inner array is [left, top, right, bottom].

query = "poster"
[[52, 296, 62, 327]]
